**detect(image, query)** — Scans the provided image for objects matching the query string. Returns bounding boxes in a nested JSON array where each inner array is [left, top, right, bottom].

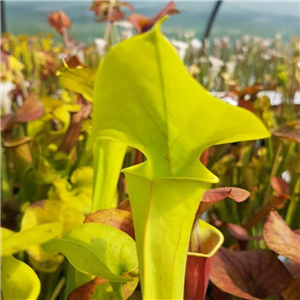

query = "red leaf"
[[118, 198, 132, 213], [15, 94, 44, 123], [238, 99, 255, 112], [68, 277, 107, 300], [272, 121, 300, 143], [185, 255, 214, 300], [1, 94, 44, 131], [210, 247, 292, 299], [1, 114, 14, 131], [48, 10, 71, 34], [263, 211, 300, 263], [90, 1, 134, 23], [200, 148, 211, 167], [84, 208, 135, 240], [128, 1, 179, 34], [223, 223, 262, 250], [68, 273, 138, 300], [197, 187, 250, 215], [271, 176, 291, 199], [59, 96, 92, 154]]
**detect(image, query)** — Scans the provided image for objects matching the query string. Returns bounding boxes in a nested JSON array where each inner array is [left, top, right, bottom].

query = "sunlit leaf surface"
[[43, 223, 138, 282], [89, 17, 270, 299], [0, 228, 41, 300], [1, 255, 40, 300], [21, 200, 84, 272], [1, 223, 62, 256], [58, 67, 97, 102]]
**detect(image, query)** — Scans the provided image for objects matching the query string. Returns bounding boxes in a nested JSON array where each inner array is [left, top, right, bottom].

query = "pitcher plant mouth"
[[187, 219, 224, 258], [90, 134, 220, 184], [185, 220, 224, 300], [123, 160, 219, 184]]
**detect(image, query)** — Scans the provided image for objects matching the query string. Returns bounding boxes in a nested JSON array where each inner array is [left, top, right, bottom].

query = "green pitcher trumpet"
[[90, 17, 270, 299]]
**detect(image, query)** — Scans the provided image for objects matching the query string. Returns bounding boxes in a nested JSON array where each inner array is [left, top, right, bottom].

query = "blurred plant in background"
[[1, 1, 299, 300]]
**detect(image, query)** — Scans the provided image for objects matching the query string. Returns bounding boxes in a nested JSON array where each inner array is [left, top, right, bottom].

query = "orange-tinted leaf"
[[272, 121, 300, 142], [238, 99, 255, 113], [1, 114, 14, 131], [233, 84, 264, 99], [64, 55, 86, 68], [197, 187, 250, 215], [263, 211, 300, 263], [118, 198, 131, 213], [199, 148, 211, 167], [59, 96, 92, 154], [210, 247, 292, 300], [269, 195, 287, 209], [16, 94, 44, 123], [68, 277, 107, 300], [90, 1, 134, 23], [271, 176, 291, 199], [128, 1, 179, 34], [282, 278, 300, 300], [48, 11, 71, 34], [223, 223, 261, 250], [1, 94, 44, 131], [224, 223, 250, 241], [213, 218, 261, 250], [84, 209, 135, 240], [68, 273, 138, 300]]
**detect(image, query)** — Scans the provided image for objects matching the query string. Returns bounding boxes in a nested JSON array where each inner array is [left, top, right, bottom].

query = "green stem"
[[63, 262, 76, 300], [1, 149, 12, 200], [110, 282, 125, 300], [92, 139, 127, 211], [49, 277, 66, 300]]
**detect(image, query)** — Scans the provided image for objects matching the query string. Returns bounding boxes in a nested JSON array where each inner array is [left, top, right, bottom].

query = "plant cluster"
[[1, 2, 299, 300]]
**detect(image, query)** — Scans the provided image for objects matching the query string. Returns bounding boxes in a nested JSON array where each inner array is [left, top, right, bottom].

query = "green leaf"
[[89, 18, 269, 180], [43, 223, 138, 283], [89, 18, 270, 299], [1, 223, 62, 256], [58, 67, 97, 102], [21, 200, 84, 272], [1, 255, 40, 300], [48, 166, 94, 214]]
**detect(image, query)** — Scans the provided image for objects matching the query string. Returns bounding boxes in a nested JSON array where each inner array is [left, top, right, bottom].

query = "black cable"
[[1, 1, 7, 33], [203, 0, 223, 41]]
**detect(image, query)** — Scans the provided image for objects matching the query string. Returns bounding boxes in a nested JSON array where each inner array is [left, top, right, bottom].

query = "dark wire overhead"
[[203, 0, 223, 41], [1, 1, 7, 33]]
